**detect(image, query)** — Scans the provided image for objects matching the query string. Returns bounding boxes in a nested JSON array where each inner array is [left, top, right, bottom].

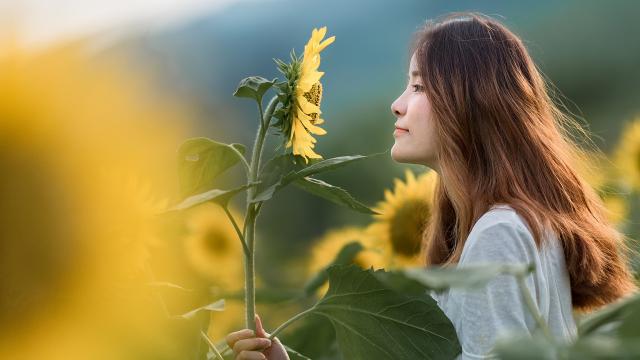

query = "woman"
[[226, 11, 638, 360]]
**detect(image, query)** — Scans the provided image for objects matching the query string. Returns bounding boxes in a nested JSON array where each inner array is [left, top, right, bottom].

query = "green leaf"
[[174, 299, 225, 320], [311, 264, 460, 359], [293, 177, 380, 214], [402, 262, 535, 292], [251, 154, 301, 202], [251, 151, 387, 203], [167, 182, 259, 212], [284, 345, 313, 360], [578, 291, 640, 337], [373, 270, 439, 298], [233, 76, 277, 102], [281, 315, 339, 360], [178, 137, 247, 197], [290, 152, 386, 180], [492, 332, 561, 360], [303, 241, 365, 297]]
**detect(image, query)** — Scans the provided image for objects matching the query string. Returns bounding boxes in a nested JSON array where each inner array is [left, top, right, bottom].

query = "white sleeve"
[[450, 221, 540, 359]]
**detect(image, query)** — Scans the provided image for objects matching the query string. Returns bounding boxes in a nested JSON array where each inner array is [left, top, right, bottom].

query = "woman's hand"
[[225, 314, 290, 360]]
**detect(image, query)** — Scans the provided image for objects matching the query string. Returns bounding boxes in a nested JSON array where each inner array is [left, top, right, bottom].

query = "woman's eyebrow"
[[407, 70, 421, 81]]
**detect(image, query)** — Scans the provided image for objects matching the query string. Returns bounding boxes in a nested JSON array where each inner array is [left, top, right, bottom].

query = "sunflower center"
[[389, 199, 430, 257], [303, 82, 322, 122], [202, 229, 229, 254]]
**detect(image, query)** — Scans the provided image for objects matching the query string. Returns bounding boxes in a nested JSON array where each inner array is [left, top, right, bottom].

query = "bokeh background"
[[2, 0, 639, 359]]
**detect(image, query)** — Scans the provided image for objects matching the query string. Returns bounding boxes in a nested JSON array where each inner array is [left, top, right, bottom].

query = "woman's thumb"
[[255, 314, 271, 338]]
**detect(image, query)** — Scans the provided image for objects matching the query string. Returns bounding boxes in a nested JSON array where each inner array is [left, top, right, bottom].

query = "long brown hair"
[[413, 12, 638, 313]]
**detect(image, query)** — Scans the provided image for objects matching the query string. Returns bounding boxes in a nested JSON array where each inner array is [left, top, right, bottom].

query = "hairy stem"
[[242, 95, 278, 331], [268, 307, 316, 340]]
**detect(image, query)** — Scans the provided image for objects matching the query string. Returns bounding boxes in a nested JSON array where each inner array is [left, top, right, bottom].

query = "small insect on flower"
[[271, 27, 335, 164]]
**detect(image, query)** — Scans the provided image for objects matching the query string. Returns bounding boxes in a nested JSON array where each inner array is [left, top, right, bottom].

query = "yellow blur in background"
[[0, 37, 206, 359]]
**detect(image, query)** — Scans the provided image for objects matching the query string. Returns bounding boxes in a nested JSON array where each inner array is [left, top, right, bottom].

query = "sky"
[[0, 0, 262, 48]]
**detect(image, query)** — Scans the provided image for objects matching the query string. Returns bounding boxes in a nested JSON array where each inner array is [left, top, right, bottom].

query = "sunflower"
[[100, 169, 170, 279], [0, 39, 193, 359], [367, 169, 438, 268], [572, 148, 630, 228], [183, 202, 245, 291], [272, 27, 335, 164], [613, 116, 640, 191], [602, 195, 628, 227], [307, 226, 388, 296]]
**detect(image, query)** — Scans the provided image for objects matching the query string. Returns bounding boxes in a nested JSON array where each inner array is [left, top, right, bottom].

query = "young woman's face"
[[390, 52, 439, 171]]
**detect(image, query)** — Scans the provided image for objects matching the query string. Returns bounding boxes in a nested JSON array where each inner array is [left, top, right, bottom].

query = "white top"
[[430, 204, 577, 359]]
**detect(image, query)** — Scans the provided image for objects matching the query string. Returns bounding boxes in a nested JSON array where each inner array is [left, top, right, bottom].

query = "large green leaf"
[[282, 314, 341, 360], [311, 264, 460, 359], [293, 177, 379, 215], [178, 137, 247, 197], [283, 345, 313, 360]]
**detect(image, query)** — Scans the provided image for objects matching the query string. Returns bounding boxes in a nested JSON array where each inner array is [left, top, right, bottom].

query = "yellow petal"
[[316, 27, 327, 41], [318, 36, 335, 52], [297, 95, 321, 115], [299, 114, 327, 135], [298, 71, 324, 90]]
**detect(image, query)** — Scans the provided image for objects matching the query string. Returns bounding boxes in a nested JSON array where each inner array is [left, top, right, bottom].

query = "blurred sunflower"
[[272, 27, 335, 164], [100, 169, 170, 278], [613, 116, 640, 191], [602, 195, 628, 227], [183, 202, 244, 291], [0, 38, 194, 359], [367, 169, 438, 267], [307, 226, 388, 296], [573, 147, 630, 227]]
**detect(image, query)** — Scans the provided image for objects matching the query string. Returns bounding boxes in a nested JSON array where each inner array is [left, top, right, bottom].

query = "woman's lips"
[[394, 127, 409, 136]]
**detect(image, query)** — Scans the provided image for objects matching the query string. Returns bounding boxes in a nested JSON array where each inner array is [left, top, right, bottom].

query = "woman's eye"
[[411, 84, 424, 92]]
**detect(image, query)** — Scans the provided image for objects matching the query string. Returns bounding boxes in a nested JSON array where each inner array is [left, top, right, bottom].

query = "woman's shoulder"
[[461, 204, 539, 263], [471, 203, 533, 238]]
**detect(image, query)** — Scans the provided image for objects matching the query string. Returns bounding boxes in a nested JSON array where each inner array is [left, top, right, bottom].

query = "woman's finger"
[[255, 314, 271, 338], [237, 350, 266, 360], [226, 329, 255, 349], [233, 337, 271, 354]]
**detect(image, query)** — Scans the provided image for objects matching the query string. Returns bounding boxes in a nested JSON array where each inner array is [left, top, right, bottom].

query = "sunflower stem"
[[268, 307, 316, 341], [242, 96, 277, 331], [257, 99, 265, 129]]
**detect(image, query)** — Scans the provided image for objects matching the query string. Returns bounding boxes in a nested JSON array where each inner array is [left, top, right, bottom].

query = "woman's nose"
[[391, 98, 403, 117]]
